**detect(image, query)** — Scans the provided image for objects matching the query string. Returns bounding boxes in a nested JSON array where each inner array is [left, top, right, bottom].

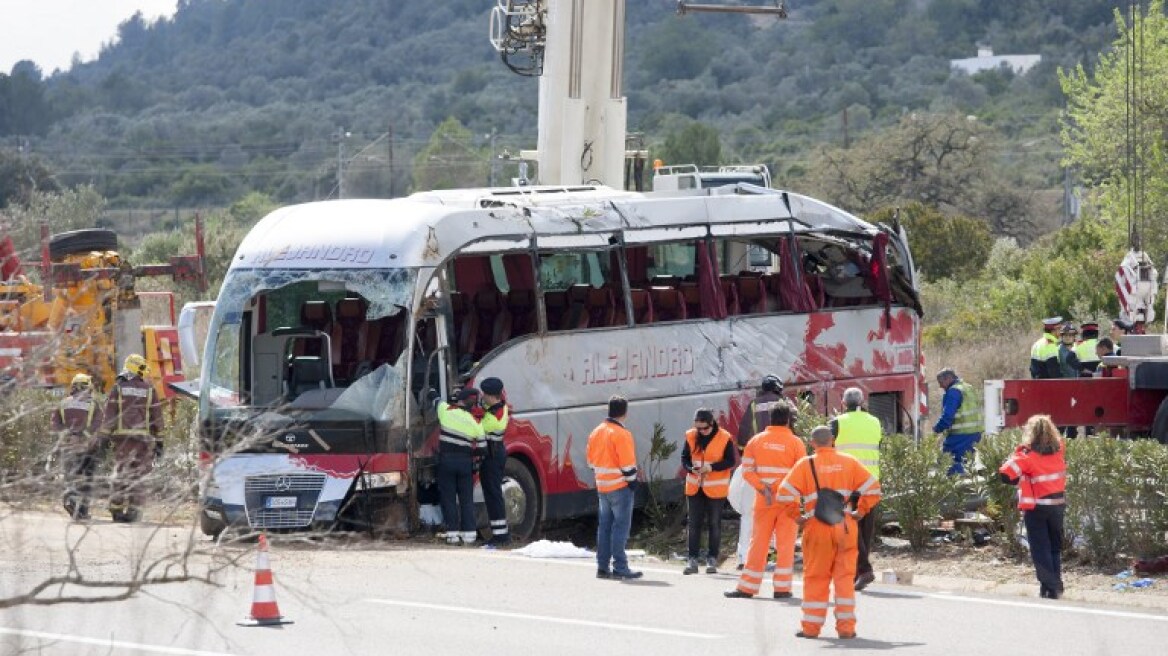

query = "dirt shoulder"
[[871, 541, 1168, 611]]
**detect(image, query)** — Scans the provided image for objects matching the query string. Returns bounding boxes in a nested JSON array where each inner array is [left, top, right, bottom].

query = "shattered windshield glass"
[[201, 267, 416, 426]]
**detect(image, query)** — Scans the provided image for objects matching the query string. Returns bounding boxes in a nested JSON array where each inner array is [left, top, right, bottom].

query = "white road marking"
[[475, 551, 804, 586], [924, 591, 1168, 622], [475, 552, 1168, 622], [0, 626, 236, 656], [365, 598, 724, 639]]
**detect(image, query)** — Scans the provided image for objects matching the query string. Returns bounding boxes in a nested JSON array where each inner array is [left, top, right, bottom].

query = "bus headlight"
[[361, 472, 403, 489]]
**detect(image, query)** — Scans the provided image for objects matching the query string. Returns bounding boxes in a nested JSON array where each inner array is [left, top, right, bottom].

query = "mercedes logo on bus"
[[274, 475, 293, 492]]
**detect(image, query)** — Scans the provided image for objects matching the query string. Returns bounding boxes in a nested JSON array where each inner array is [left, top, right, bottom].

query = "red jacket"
[[998, 443, 1066, 510]]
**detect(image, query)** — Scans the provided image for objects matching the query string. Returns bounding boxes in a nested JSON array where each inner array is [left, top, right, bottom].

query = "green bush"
[[971, 431, 1025, 556], [1064, 438, 1168, 566], [879, 434, 961, 550]]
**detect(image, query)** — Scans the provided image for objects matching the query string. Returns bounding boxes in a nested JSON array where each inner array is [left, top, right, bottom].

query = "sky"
[[0, 0, 178, 76]]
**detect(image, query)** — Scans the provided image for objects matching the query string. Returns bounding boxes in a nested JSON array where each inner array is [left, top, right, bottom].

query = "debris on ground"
[[1133, 555, 1168, 575]]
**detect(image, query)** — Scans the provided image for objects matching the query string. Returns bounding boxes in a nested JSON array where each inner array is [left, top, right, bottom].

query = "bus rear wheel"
[[504, 458, 541, 543]]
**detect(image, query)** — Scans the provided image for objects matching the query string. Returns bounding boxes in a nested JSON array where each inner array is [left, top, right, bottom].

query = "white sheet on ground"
[[512, 540, 594, 558]]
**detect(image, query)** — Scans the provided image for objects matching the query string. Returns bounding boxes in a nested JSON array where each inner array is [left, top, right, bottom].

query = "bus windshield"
[[201, 267, 416, 427]]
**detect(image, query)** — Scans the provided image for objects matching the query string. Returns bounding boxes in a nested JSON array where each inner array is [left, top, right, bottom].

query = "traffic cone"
[[238, 534, 293, 626]]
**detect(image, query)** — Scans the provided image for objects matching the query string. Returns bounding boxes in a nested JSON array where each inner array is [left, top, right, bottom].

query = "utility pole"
[[336, 128, 350, 199], [488, 128, 498, 187], [387, 124, 395, 198]]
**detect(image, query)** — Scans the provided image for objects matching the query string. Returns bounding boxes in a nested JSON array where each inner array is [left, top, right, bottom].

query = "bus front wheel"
[[199, 507, 225, 540], [504, 458, 541, 543]]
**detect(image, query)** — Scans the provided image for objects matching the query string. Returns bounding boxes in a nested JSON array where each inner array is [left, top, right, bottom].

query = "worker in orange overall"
[[724, 400, 806, 599], [778, 425, 882, 640]]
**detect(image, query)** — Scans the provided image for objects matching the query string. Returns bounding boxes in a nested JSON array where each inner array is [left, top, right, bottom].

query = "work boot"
[[723, 589, 753, 599], [854, 571, 876, 591], [705, 557, 717, 574], [445, 533, 461, 545], [773, 591, 793, 599], [683, 558, 699, 575], [611, 570, 643, 580]]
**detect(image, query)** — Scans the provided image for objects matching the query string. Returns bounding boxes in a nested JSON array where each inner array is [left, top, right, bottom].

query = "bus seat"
[[333, 297, 369, 383], [543, 290, 568, 332], [738, 277, 770, 314], [650, 286, 687, 322], [474, 289, 511, 355], [679, 282, 702, 319], [761, 273, 784, 311], [507, 289, 537, 337], [286, 355, 332, 400], [632, 288, 655, 324], [300, 300, 333, 331], [298, 301, 333, 356], [720, 277, 741, 315], [450, 291, 478, 358], [564, 284, 591, 330], [587, 286, 616, 328], [364, 312, 404, 369]]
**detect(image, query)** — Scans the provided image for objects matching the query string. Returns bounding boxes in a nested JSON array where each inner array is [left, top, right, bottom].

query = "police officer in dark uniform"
[[437, 387, 485, 545], [52, 373, 104, 520], [478, 377, 511, 546]]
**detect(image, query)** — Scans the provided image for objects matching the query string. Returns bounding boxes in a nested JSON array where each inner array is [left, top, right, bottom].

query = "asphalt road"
[[0, 511, 1165, 655]]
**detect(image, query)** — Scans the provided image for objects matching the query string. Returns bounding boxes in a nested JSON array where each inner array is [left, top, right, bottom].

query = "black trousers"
[[437, 451, 475, 534], [479, 441, 509, 538], [62, 447, 99, 516], [686, 490, 724, 559], [856, 504, 879, 576], [1024, 505, 1065, 595]]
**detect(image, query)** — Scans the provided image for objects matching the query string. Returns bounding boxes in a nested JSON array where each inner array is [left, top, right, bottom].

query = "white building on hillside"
[[951, 46, 1041, 75]]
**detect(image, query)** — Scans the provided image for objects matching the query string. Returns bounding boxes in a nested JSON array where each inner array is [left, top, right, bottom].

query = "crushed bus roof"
[[230, 186, 879, 271]]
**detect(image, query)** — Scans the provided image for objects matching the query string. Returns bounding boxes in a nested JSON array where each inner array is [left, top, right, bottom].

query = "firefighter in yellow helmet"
[[100, 354, 163, 523], [51, 373, 104, 520]]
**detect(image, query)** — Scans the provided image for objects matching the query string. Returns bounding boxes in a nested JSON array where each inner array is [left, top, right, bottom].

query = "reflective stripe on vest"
[[1001, 446, 1066, 510], [438, 403, 483, 453], [60, 397, 97, 435], [950, 381, 981, 435], [588, 420, 637, 493], [834, 410, 882, 479], [112, 385, 153, 436], [481, 405, 509, 442], [684, 428, 732, 499]]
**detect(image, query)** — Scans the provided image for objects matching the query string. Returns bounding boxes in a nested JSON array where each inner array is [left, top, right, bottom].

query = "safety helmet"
[[761, 375, 783, 394], [71, 373, 92, 390], [1059, 323, 1078, 337], [123, 354, 149, 377]]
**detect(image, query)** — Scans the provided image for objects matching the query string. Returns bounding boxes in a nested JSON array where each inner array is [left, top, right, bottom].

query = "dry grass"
[[924, 330, 1033, 411]]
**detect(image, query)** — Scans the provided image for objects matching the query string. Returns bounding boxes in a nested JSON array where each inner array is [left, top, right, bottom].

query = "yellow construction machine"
[[0, 219, 206, 397]]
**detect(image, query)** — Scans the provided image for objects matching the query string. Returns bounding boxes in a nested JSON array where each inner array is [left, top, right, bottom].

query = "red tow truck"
[[984, 250, 1168, 444]]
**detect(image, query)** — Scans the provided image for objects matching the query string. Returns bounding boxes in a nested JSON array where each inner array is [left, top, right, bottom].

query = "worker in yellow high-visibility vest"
[[830, 387, 883, 592]]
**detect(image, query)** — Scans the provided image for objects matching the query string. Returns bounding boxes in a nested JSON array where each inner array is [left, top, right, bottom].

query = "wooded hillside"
[[0, 0, 1125, 210]]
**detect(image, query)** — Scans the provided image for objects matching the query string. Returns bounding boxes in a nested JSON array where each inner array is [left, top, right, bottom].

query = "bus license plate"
[[264, 496, 297, 509]]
